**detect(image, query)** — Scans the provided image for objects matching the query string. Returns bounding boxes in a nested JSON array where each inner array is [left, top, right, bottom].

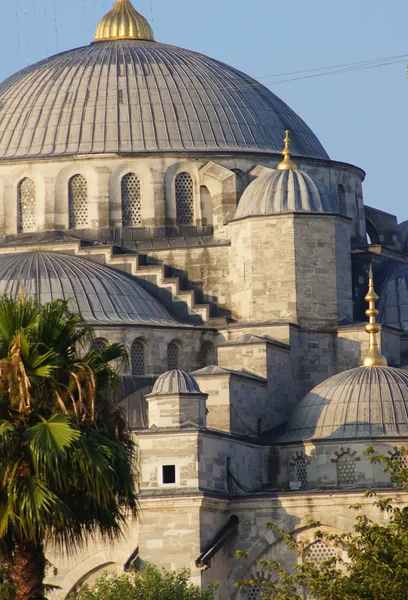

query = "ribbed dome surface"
[[235, 169, 337, 219], [151, 370, 202, 395], [377, 262, 408, 331], [0, 251, 179, 325], [0, 40, 329, 160], [282, 366, 408, 442]]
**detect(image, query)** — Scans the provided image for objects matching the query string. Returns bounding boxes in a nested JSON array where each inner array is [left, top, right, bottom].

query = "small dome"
[[234, 169, 337, 219], [377, 262, 408, 331], [151, 370, 202, 395], [282, 366, 408, 442], [94, 0, 154, 42], [0, 251, 179, 326]]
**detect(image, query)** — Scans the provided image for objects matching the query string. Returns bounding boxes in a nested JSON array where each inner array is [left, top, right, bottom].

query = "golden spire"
[[362, 265, 387, 367], [277, 130, 297, 171], [94, 0, 154, 42]]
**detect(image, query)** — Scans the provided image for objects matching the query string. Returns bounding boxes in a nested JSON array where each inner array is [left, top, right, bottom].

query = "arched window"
[[121, 173, 141, 227], [91, 338, 109, 353], [200, 185, 212, 226], [337, 184, 346, 216], [18, 177, 36, 232], [175, 172, 194, 225], [337, 452, 356, 486], [167, 341, 179, 370], [295, 456, 307, 489], [199, 342, 215, 368], [303, 540, 337, 566], [131, 339, 146, 376], [390, 451, 408, 486], [69, 174, 88, 228]]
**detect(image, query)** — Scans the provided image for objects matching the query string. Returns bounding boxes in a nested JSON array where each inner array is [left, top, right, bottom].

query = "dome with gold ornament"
[[0, 0, 329, 161], [281, 268, 408, 442]]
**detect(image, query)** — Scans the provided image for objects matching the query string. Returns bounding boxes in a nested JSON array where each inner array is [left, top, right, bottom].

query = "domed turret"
[[94, 0, 154, 42], [234, 132, 337, 219], [151, 370, 203, 395]]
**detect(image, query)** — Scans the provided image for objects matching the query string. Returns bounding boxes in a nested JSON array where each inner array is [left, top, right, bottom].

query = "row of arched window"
[[294, 449, 406, 490], [16, 171, 196, 232], [90, 337, 215, 375]]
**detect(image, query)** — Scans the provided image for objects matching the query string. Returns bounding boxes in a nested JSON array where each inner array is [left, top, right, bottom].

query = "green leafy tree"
[[236, 447, 408, 600], [0, 297, 137, 600], [71, 562, 217, 600]]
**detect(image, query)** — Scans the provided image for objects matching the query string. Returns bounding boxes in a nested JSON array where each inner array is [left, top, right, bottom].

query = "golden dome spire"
[[277, 130, 297, 171], [362, 265, 387, 367], [94, 0, 154, 42]]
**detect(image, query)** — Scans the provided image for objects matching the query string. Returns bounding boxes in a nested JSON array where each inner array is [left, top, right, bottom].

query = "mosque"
[[1, 0, 408, 597]]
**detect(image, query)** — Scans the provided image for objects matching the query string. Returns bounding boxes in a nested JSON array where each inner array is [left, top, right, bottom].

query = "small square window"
[[162, 465, 176, 484]]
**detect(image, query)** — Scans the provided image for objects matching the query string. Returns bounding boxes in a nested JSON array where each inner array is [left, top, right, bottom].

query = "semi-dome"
[[282, 366, 408, 442], [150, 370, 202, 395], [0, 39, 329, 160], [377, 262, 408, 331], [0, 251, 180, 326], [235, 168, 337, 219]]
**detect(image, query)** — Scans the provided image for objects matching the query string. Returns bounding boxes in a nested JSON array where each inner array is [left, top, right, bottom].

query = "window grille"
[[175, 172, 194, 225], [244, 586, 262, 600], [18, 178, 36, 232], [303, 540, 337, 566], [69, 174, 88, 228], [295, 456, 307, 489], [131, 340, 145, 376], [167, 342, 179, 370], [91, 338, 108, 353], [391, 451, 408, 486], [337, 453, 356, 485], [121, 173, 141, 227], [199, 342, 215, 368]]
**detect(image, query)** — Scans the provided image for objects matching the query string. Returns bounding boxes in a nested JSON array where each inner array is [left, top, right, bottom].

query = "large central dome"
[[0, 39, 328, 160]]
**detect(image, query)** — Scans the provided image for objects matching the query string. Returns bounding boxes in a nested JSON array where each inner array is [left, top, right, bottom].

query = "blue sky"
[[1, 0, 407, 221]]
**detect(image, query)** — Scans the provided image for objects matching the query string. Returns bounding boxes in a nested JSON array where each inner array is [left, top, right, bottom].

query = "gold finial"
[[277, 130, 297, 171], [362, 265, 387, 367], [94, 0, 154, 42]]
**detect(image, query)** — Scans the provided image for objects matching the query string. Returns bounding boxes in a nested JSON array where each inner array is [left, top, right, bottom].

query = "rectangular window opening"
[[162, 465, 176, 484]]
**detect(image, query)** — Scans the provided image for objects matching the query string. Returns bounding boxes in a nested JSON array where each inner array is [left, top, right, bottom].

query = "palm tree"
[[0, 297, 137, 600]]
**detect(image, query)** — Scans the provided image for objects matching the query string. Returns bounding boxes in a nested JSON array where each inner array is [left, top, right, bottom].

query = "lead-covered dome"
[[0, 39, 329, 160], [0, 251, 179, 326], [150, 370, 202, 395], [235, 168, 337, 219], [282, 366, 408, 442]]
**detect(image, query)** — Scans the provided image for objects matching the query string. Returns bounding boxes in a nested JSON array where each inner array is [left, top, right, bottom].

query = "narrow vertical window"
[[337, 184, 346, 216], [295, 456, 307, 489], [122, 173, 141, 227], [69, 174, 88, 228], [337, 452, 356, 485], [18, 177, 36, 232], [167, 341, 179, 370], [175, 172, 194, 225], [199, 342, 215, 368], [131, 339, 146, 376]]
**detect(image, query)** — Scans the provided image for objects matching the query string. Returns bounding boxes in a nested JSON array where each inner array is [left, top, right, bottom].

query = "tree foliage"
[[236, 447, 408, 600], [71, 563, 218, 600], [0, 297, 137, 600]]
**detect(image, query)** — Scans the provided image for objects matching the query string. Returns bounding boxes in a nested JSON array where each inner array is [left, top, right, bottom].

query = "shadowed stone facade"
[[0, 1, 408, 599]]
